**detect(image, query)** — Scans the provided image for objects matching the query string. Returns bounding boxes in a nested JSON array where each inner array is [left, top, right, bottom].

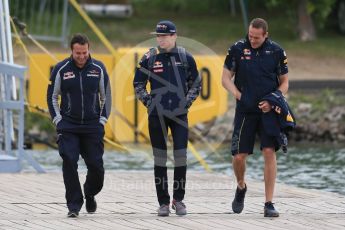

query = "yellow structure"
[[28, 49, 227, 143]]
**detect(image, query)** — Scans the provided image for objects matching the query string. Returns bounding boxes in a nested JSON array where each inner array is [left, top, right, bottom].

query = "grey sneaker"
[[172, 200, 187, 216], [264, 201, 279, 217], [67, 210, 79, 218], [157, 204, 170, 216], [232, 184, 247, 214]]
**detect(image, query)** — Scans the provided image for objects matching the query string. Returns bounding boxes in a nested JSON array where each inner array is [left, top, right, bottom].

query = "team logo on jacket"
[[243, 49, 251, 60], [87, 70, 100, 78], [153, 61, 163, 68], [286, 112, 294, 122], [153, 68, 163, 73], [243, 49, 251, 56], [63, 71, 75, 80], [153, 61, 163, 72]]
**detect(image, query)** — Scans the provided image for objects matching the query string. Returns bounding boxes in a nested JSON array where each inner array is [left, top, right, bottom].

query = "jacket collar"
[[245, 35, 269, 51], [70, 55, 93, 69], [157, 44, 178, 54]]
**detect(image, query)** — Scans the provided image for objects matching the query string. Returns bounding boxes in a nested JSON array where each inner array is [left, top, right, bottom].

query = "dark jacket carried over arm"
[[261, 90, 296, 153]]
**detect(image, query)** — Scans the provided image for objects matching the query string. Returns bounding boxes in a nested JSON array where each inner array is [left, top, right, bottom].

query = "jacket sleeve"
[[223, 44, 238, 72], [47, 64, 62, 126], [277, 48, 288, 76], [99, 63, 112, 125], [133, 54, 152, 108], [185, 54, 201, 109]]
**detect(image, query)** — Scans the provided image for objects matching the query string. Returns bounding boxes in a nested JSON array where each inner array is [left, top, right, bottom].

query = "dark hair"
[[70, 33, 89, 50], [250, 18, 268, 34]]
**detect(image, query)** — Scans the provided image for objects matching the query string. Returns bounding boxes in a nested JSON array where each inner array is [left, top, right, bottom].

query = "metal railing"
[[9, 0, 70, 46], [0, 62, 45, 173]]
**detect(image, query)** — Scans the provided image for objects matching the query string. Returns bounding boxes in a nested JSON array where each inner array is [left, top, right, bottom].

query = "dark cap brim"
[[150, 31, 176, 35]]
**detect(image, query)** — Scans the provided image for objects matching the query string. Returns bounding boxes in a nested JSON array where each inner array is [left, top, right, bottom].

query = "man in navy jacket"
[[222, 18, 289, 217], [133, 20, 201, 216], [47, 33, 111, 218]]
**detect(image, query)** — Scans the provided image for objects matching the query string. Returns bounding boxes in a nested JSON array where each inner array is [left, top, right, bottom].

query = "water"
[[24, 142, 345, 195], [210, 143, 345, 195]]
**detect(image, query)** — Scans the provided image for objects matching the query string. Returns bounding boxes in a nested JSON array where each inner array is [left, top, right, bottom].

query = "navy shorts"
[[231, 111, 279, 155]]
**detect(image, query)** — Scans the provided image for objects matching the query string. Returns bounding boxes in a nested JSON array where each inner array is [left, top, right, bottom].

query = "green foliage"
[[10, 0, 67, 36], [259, 0, 337, 29], [308, 0, 337, 28], [131, 0, 230, 14], [28, 0, 345, 58], [24, 109, 54, 133], [289, 89, 345, 115]]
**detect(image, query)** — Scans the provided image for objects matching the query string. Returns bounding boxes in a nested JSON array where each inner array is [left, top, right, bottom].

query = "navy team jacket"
[[133, 46, 201, 116], [224, 36, 288, 113], [47, 56, 112, 126], [261, 90, 296, 152]]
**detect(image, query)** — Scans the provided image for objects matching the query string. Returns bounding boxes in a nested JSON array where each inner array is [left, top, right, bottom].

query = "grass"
[[63, 5, 345, 57], [289, 89, 345, 117]]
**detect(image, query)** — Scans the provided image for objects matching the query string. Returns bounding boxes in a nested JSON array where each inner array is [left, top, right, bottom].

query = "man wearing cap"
[[133, 20, 201, 216], [222, 18, 289, 217]]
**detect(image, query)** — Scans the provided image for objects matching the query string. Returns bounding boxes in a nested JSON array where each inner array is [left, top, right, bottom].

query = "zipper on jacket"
[[67, 93, 71, 114], [92, 94, 97, 114], [79, 72, 84, 124]]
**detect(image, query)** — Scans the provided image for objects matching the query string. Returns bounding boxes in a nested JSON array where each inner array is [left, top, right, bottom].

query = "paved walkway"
[[0, 171, 344, 230]]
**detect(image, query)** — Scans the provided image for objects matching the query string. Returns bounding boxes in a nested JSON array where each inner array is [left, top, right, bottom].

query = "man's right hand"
[[53, 115, 62, 126], [235, 91, 242, 101], [258, 101, 272, 113]]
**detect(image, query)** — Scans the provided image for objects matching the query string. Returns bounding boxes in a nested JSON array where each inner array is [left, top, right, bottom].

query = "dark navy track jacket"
[[261, 90, 296, 133], [261, 90, 296, 152], [47, 56, 111, 126], [133, 46, 201, 116], [224, 37, 288, 113]]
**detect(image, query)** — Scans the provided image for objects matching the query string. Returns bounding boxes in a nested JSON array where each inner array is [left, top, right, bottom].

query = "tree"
[[298, 0, 316, 41], [263, 0, 336, 41]]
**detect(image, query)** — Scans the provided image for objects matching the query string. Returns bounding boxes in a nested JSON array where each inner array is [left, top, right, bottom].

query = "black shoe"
[[86, 196, 97, 213], [232, 184, 247, 214], [67, 210, 79, 218], [264, 201, 279, 217]]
